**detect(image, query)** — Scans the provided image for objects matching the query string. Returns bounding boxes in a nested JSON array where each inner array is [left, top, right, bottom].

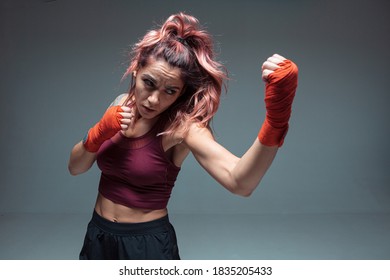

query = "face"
[[134, 57, 184, 120]]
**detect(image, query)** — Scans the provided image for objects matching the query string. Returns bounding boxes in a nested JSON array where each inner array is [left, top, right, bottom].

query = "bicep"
[[184, 124, 239, 191]]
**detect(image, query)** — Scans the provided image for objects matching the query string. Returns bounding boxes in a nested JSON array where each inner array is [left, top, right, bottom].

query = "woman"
[[68, 12, 298, 260]]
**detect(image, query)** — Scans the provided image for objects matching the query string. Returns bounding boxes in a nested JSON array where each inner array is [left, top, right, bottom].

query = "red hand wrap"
[[258, 60, 298, 147], [83, 105, 124, 153]]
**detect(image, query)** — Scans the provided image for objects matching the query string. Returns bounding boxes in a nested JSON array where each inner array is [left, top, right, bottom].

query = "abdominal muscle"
[[94, 193, 168, 223]]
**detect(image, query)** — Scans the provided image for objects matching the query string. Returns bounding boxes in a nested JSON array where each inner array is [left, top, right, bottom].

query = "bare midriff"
[[94, 193, 168, 223]]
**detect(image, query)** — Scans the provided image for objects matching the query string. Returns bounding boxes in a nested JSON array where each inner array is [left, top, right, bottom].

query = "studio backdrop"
[[0, 0, 389, 217]]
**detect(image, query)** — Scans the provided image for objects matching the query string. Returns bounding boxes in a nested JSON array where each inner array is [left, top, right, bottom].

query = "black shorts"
[[79, 211, 180, 260]]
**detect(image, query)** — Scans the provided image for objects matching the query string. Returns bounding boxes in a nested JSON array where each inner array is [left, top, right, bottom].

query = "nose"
[[147, 90, 160, 106]]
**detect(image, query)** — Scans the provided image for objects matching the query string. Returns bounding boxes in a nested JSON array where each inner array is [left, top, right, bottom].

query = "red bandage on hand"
[[258, 60, 298, 147], [83, 105, 124, 152]]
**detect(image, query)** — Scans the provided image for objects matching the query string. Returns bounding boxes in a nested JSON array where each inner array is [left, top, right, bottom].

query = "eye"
[[165, 89, 177, 95], [143, 78, 155, 88]]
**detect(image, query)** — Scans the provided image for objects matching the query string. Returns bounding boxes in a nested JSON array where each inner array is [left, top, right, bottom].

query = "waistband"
[[90, 210, 171, 235]]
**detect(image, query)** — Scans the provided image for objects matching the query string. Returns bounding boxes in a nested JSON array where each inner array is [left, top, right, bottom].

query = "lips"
[[142, 105, 156, 114]]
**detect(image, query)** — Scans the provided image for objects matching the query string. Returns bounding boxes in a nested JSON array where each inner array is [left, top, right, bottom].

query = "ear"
[[133, 71, 137, 77]]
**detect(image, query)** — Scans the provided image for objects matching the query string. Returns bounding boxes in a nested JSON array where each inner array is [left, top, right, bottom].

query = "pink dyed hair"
[[122, 12, 228, 136]]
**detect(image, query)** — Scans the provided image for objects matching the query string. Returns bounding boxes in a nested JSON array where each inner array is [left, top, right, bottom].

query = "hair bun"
[[161, 12, 200, 40]]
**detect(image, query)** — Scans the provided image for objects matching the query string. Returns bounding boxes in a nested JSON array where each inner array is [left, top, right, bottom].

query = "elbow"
[[225, 178, 256, 197], [236, 189, 254, 197], [68, 165, 79, 176], [68, 164, 84, 176], [230, 177, 264, 197], [230, 185, 254, 197]]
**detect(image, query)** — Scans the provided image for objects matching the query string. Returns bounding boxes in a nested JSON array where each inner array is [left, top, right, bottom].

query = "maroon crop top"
[[96, 120, 181, 210]]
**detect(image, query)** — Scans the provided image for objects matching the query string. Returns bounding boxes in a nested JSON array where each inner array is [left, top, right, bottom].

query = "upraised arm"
[[184, 54, 298, 196]]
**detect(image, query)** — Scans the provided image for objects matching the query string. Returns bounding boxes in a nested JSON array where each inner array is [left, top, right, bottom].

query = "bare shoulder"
[[183, 122, 238, 171], [109, 93, 128, 107], [186, 122, 214, 140], [183, 122, 215, 151]]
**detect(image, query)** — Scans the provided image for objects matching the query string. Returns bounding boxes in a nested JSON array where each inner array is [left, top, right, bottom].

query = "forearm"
[[228, 55, 297, 195], [68, 141, 97, 175], [231, 139, 278, 196], [68, 99, 132, 176]]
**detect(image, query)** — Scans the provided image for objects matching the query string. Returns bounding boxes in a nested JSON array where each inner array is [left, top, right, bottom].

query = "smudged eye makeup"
[[142, 75, 180, 96]]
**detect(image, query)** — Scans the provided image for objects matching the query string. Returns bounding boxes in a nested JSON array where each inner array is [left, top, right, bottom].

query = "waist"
[[94, 193, 168, 223], [90, 210, 171, 235]]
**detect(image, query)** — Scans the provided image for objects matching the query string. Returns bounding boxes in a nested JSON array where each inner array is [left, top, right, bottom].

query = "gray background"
[[1, 0, 389, 259]]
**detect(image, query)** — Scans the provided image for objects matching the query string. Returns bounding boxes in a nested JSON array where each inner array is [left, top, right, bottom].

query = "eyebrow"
[[142, 74, 157, 84], [165, 85, 181, 90], [142, 74, 182, 90]]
